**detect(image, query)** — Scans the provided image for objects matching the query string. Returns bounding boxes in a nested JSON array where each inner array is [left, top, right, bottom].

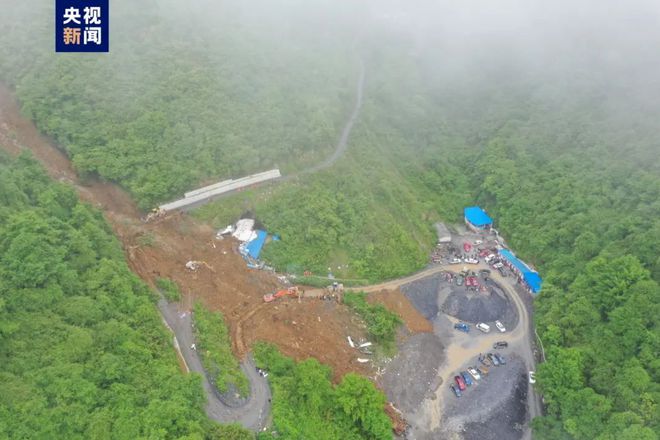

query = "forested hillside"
[[459, 88, 660, 438], [0, 152, 251, 438], [0, 0, 361, 209], [202, 7, 660, 437], [0, 0, 659, 438]]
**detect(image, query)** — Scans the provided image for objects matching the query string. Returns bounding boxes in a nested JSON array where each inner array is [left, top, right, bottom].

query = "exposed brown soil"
[[0, 83, 431, 381], [368, 289, 433, 334]]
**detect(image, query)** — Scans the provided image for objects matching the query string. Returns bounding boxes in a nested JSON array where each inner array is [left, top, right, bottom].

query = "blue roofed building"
[[498, 249, 543, 294], [464, 206, 493, 231]]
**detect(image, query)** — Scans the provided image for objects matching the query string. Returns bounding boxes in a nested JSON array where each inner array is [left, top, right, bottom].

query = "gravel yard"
[[443, 355, 528, 440], [441, 279, 518, 330], [384, 271, 528, 440], [380, 333, 445, 413]]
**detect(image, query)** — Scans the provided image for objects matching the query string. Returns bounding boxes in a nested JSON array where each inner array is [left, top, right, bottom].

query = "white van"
[[476, 323, 491, 333]]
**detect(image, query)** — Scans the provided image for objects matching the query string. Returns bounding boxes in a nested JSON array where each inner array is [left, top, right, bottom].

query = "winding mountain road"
[[1, 66, 540, 437], [157, 299, 271, 431], [161, 56, 367, 429], [295, 57, 366, 176], [0, 50, 368, 431]]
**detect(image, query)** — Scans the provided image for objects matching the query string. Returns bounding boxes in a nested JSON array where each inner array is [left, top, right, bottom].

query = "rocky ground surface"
[[379, 271, 530, 440], [380, 333, 445, 413]]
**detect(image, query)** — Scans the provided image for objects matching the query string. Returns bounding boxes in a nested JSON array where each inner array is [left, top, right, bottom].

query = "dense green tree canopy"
[[253, 343, 392, 440], [0, 153, 252, 439]]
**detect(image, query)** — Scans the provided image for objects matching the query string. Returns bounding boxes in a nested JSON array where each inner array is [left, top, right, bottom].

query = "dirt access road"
[[305, 263, 461, 298]]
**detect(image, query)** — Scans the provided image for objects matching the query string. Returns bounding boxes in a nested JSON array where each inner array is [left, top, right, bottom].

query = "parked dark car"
[[494, 353, 506, 365], [493, 341, 508, 349], [461, 371, 473, 386], [488, 353, 500, 366], [454, 322, 470, 333], [450, 384, 462, 397]]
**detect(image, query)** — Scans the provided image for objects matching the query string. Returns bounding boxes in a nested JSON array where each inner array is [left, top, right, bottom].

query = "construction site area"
[[0, 85, 381, 378], [0, 81, 541, 439]]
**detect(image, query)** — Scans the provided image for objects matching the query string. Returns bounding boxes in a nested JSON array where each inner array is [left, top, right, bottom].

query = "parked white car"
[[529, 371, 536, 384], [467, 367, 481, 381], [476, 323, 490, 333], [495, 320, 506, 333]]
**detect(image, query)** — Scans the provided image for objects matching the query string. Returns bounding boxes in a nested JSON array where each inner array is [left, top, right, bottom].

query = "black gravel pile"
[[401, 274, 443, 320], [441, 284, 517, 327]]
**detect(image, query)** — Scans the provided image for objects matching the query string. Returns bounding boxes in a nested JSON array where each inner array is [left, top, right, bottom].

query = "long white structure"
[[159, 169, 281, 212], [184, 178, 233, 198]]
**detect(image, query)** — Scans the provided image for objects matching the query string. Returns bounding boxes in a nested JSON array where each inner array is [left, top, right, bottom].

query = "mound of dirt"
[[368, 289, 433, 334], [462, 375, 528, 440]]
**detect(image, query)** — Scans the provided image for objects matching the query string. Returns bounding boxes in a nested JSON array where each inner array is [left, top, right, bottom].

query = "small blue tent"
[[498, 249, 542, 294], [464, 206, 493, 228]]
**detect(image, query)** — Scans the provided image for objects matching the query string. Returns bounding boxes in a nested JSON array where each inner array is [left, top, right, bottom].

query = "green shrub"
[[343, 292, 402, 354], [193, 303, 249, 396], [155, 277, 181, 302], [253, 342, 392, 440]]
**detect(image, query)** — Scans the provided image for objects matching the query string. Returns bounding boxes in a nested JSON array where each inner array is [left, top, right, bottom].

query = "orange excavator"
[[263, 286, 300, 303]]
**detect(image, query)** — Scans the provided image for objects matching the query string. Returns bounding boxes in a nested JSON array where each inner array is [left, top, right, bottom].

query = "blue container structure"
[[498, 249, 542, 294], [464, 206, 493, 230]]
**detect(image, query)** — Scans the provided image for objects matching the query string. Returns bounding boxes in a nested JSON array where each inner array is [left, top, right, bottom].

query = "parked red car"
[[466, 276, 479, 287], [454, 375, 466, 391], [463, 242, 472, 252]]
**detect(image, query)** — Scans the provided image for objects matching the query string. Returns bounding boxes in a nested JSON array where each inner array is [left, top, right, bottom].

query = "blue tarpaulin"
[[523, 272, 542, 294], [464, 206, 493, 227], [245, 230, 268, 260], [498, 249, 542, 294]]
